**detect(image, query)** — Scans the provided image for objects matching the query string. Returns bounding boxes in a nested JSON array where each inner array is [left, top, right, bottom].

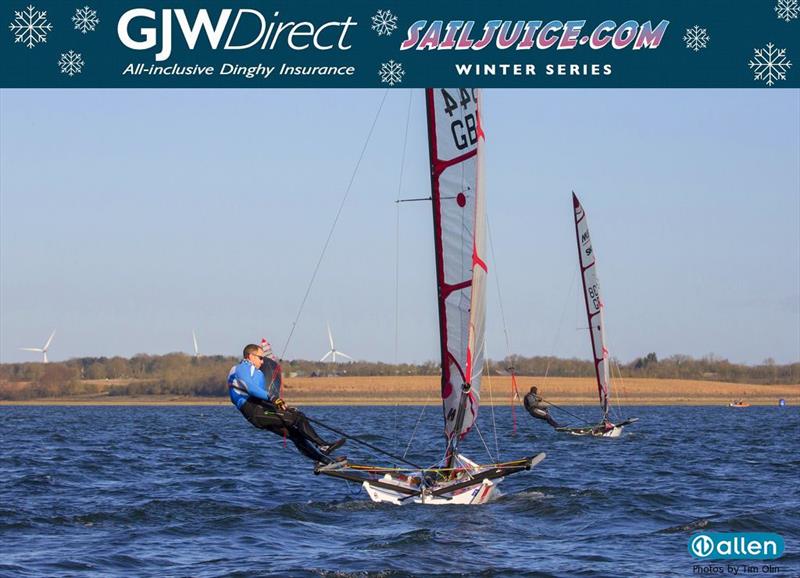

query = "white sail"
[[425, 88, 486, 439], [572, 192, 610, 418]]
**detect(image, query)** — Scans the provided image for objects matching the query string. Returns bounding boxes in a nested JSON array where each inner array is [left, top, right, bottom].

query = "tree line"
[[0, 352, 797, 400]]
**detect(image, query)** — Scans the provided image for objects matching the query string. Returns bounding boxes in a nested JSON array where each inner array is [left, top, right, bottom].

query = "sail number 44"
[[441, 89, 478, 151]]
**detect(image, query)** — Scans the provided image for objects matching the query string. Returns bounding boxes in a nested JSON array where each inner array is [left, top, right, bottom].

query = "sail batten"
[[426, 88, 486, 440], [572, 192, 610, 418]]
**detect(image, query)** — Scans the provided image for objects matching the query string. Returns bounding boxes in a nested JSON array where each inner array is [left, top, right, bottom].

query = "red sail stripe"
[[431, 149, 478, 176]]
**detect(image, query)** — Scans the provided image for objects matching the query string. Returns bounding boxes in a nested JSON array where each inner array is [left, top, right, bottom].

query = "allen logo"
[[688, 533, 784, 560]]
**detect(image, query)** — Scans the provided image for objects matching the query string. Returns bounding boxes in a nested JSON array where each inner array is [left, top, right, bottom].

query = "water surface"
[[1, 405, 797, 577]]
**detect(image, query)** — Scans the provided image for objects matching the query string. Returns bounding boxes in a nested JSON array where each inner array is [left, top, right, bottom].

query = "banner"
[[1, 0, 798, 88]]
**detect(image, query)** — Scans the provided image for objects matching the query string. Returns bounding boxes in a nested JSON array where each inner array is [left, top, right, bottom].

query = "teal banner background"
[[689, 533, 786, 561], [1, 1, 798, 87]]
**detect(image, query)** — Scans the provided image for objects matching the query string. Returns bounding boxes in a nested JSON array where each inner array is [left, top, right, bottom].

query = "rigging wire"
[[484, 347, 501, 462], [402, 399, 429, 461], [599, 303, 628, 422], [486, 216, 513, 357], [279, 89, 390, 360], [384, 89, 434, 463], [392, 402, 400, 464], [486, 214, 521, 433], [544, 268, 579, 379], [539, 397, 595, 426], [394, 90, 413, 365], [306, 415, 422, 470], [392, 90, 414, 459], [536, 269, 600, 426], [473, 422, 496, 464], [344, 454, 534, 474], [611, 358, 627, 421]]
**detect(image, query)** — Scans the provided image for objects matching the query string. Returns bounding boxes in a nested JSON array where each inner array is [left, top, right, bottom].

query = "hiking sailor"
[[523, 386, 561, 429], [228, 343, 345, 463]]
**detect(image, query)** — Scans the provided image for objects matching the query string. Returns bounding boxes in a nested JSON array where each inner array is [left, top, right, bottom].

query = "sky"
[[1, 89, 798, 365]]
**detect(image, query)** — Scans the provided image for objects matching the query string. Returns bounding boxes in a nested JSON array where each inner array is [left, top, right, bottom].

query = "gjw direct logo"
[[689, 533, 784, 560]]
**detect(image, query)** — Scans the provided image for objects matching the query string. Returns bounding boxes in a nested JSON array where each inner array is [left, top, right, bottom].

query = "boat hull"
[[323, 452, 546, 506], [364, 475, 498, 505], [556, 417, 637, 438], [560, 425, 623, 438]]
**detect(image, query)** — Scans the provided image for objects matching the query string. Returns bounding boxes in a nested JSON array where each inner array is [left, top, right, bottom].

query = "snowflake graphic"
[[371, 9, 398, 36], [379, 60, 404, 86], [58, 50, 84, 76], [8, 4, 52, 48], [683, 25, 710, 52], [775, 0, 799, 22], [748, 43, 792, 86], [72, 6, 99, 33]]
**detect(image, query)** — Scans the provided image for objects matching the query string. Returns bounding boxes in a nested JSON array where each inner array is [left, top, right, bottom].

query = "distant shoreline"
[[1, 376, 796, 407], [0, 399, 794, 406]]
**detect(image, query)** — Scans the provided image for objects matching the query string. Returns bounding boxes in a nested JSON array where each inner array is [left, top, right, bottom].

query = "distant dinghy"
[[555, 193, 638, 438], [316, 89, 545, 504]]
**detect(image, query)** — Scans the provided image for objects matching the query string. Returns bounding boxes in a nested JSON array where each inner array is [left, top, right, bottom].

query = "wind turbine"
[[20, 330, 56, 363], [320, 323, 352, 363], [192, 330, 199, 357]]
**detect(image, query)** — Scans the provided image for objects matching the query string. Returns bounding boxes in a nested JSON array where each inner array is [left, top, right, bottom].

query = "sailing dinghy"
[[316, 89, 545, 504], [555, 193, 638, 438]]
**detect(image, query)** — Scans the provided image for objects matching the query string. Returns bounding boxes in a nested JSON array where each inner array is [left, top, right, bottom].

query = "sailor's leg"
[[240, 400, 287, 434], [286, 430, 332, 463], [545, 413, 561, 428], [278, 408, 327, 446]]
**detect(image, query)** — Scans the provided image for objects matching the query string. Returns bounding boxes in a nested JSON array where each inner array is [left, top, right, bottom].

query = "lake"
[[1, 405, 797, 577]]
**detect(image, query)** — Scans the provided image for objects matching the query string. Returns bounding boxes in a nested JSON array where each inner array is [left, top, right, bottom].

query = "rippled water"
[[1, 405, 797, 577]]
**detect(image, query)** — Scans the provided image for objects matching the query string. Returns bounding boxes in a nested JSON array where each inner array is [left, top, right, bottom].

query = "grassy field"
[[280, 375, 798, 405], [1, 376, 797, 406]]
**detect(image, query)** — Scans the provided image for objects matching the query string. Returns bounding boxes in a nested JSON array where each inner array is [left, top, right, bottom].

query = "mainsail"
[[425, 88, 487, 440], [572, 192, 610, 419]]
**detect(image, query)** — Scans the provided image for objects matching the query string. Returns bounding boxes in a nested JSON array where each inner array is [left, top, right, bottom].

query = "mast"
[[425, 88, 487, 462], [572, 192, 610, 420]]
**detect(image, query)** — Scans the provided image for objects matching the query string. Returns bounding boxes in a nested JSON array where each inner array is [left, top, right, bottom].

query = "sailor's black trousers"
[[240, 398, 328, 445]]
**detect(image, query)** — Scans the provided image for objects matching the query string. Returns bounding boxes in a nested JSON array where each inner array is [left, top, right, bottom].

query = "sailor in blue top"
[[228, 343, 345, 463]]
